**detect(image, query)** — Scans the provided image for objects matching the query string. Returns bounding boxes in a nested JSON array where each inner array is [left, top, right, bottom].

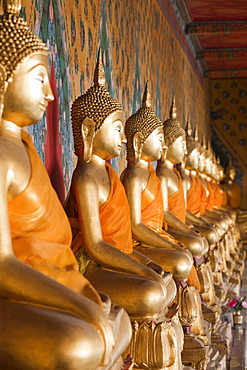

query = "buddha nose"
[[45, 81, 54, 102], [163, 137, 168, 149], [121, 131, 127, 144]]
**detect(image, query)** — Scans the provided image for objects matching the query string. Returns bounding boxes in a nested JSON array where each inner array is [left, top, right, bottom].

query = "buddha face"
[[141, 126, 164, 162], [2, 54, 54, 127], [186, 148, 199, 170], [166, 135, 186, 164], [211, 162, 217, 179], [198, 150, 205, 172], [226, 167, 236, 181], [92, 111, 125, 160], [204, 156, 212, 175]]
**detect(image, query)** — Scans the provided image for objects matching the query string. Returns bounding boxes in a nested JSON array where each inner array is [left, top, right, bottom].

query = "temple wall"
[[0, 0, 210, 192], [210, 78, 247, 207]]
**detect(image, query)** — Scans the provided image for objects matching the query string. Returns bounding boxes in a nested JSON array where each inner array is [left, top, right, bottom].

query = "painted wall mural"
[[0, 0, 210, 193], [210, 78, 247, 205]]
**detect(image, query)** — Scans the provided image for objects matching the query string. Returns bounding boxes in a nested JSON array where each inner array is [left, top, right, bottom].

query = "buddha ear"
[[81, 117, 96, 163], [0, 64, 7, 117], [133, 131, 144, 164]]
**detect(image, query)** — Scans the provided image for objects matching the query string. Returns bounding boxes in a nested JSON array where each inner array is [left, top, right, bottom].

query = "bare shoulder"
[[0, 139, 12, 178], [121, 164, 148, 189], [72, 162, 99, 190]]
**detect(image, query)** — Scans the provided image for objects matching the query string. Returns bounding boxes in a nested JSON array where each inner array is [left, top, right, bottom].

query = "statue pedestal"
[[123, 314, 184, 369]]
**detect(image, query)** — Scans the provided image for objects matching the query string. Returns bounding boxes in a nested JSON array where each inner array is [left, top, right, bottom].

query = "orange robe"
[[141, 165, 176, 242], [141, 165, 200, 290], [192, 174, 207, 216], [187, 173, 202, 216], [205, 178, 215, 212], [10, 131, 101, 306], [168, 169, 186, 224], [211, 181, 223, 209], [69, 162, 133, 255]]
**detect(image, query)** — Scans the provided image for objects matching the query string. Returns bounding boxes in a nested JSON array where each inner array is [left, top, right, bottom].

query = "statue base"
[[181, 333, 208, 370], [123, 314, 184, 369]]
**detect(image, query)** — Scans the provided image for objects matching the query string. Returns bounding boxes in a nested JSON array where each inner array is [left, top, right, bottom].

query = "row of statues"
[[0, 1, 245, 369]]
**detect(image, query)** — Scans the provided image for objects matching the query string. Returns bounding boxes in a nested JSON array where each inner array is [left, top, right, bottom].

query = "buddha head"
[[197, 135, 207, 173], [71, 49, 124, 163], [203, 140, 213, 176], [0, 0, 54, 124], [216, 157, 224, 183], [185, 118, 201, 170], [125, 82, 164, 164], [163, 97, 186, 164], [225, 158, 236, 182]]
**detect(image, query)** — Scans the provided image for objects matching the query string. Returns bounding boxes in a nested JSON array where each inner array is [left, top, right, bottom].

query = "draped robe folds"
[[9, 131, 101, 306], [211, 181, 223, 209], [167, 169, 186, 224], [187, 173, 202, 216], [69, 162, 133, 257], [205, 178, 215, 212], [187, 174, 207, 216], [141, 165, 200, 290]]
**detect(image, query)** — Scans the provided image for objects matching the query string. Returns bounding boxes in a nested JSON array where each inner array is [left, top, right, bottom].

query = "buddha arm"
[[122, 172, 179, 250], [0, 164, 114, 362], [186, 210, 208, 226], [73, 173, 168, 291]]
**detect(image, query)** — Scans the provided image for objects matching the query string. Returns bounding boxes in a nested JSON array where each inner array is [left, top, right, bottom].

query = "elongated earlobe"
[[133, 131, 144, 164], [81, 117, 96, 163], [0, 64, 7, 117]]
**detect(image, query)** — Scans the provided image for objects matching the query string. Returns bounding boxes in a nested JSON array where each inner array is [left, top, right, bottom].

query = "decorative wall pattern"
[[0, 0, 210, 192], [210, 78, 247, 204]]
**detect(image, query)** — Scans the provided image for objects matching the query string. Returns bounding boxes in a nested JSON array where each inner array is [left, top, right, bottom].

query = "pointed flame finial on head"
[[169, 95, 177, 119], [94, 47, 106, 87], [186, 113, 192, 136], [3, 0, 21, 15], [228, 156, 232, 167], [194, 123, 199, 142], [142, 81, 152, 108], [208, 139, 212, 154], [202, 135, 207, 149], [217, 156, 220, 165]]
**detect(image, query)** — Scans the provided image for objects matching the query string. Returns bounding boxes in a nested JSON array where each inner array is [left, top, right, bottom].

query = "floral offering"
[[227, 295, 247, 312]]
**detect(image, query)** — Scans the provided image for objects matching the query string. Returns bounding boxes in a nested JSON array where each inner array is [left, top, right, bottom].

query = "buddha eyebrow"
[[28, 63, 47, 73]]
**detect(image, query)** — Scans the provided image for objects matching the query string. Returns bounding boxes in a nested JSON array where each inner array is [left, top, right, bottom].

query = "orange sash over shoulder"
[[98, 163, 133, 254], [212, 181, 223, 209], [9, 131, 101, 306], [141, 166, 200, 289], [141, 165, 174, 242], [141, 164, 164, 233], [205, 178, 214, 212], [197, 175, 207, 216], [187, 173, 202, 216], [69, 163, 133, 255], [168, 169, 186, 224]]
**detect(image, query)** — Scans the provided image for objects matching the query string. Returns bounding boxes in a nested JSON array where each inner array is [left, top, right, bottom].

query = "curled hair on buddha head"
[[71, 48, 123, 158], [125, 81, 163, 160], [163, 96, 185, 147], [0, 0, 48, 83], [186, 114, 201, 156]]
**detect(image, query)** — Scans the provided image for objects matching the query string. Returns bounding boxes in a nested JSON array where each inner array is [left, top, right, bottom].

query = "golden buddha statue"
[[0, 2, 131, 368], [122, 85, 210, 368], [181, 122, 228, 303], [156, 99, 208, 260], [65, 53, 184, 370], [223, 159, 242, 210], [154, 101, 220, 339]]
